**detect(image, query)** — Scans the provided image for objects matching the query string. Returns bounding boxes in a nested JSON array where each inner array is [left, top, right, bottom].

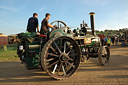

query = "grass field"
[[0, 44, 19, 61]]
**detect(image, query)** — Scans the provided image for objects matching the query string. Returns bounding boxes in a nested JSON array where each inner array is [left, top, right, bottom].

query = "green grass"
[[0, 44, 19, 61]]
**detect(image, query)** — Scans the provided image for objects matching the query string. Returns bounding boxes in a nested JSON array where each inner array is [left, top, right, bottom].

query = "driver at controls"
[[40, 13, 56, 34]]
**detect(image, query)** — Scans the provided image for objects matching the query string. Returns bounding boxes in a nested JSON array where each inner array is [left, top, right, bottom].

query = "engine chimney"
[[89, 12, 95, 35]]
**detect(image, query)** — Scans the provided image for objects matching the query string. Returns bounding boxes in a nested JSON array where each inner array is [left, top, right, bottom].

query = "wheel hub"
[[60, 53, 68, 62]]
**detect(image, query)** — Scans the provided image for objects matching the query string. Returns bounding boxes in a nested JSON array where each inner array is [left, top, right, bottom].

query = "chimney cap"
[[89, 12, 95, 15]]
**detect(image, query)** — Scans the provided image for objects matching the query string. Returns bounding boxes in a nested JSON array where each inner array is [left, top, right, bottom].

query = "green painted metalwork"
[[49, 28, 67, 38]]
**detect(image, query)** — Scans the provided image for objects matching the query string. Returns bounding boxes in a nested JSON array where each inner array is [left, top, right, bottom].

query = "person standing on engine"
[[27, 13, 39, 33], [40, 13, 56, 34]]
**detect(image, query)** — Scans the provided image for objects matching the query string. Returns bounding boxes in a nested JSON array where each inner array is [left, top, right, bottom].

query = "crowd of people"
[[100, 36, 126, 48], [101, 36, 112, 48]]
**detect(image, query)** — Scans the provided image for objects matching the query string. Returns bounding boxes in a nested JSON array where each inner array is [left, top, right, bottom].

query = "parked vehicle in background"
[[0, 33, 8, 51], [8, 35, 20, 44]]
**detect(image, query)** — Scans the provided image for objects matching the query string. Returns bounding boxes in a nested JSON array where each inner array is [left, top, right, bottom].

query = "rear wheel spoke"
[[47, 58, 54, 62], [66, 44, 72, 51], [52, 64, 58, 74], [54, 42, 62, 53], [62, 65, 66, 75], [64, 42, 67, 53], [67, 49, 72, 55], [50, 46, 56, 54], [65, 62, 69, 72], [57, 63, 62, 74], [47, 53, 59, 57], [68, 58, 74, 61], [47, 60, 59, 68], [60, 38, 63, 49], [65, 65, 72, 72], [65, 62, 68, 67], [67, 61, 75, 68]]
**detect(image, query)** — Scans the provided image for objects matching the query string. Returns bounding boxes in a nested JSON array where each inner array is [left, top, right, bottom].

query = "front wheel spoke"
[[47, 60, 59, 68], [54, 42, 62, 53], [104, 51, 107, 55], [47, 53, 59, 57], [67, 61, 75, 68], [105, 59, 108, 63], [52, 64, 58, 74], [62, 65, 66, 75], [102, 58, 106, 63]]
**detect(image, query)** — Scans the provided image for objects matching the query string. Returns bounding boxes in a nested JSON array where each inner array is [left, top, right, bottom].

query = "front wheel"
[[41, 36, 81, 80], [98, 46, 110, 65]]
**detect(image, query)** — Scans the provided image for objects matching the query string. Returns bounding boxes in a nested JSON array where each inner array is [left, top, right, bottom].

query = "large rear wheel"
[[41, 36, 81, 80]]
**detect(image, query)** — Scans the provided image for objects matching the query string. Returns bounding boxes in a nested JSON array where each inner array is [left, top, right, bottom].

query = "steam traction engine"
[[17, 12, 110, 80]]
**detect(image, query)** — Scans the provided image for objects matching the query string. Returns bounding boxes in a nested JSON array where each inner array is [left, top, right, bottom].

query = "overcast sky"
[[0, 0, 128, 35]]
